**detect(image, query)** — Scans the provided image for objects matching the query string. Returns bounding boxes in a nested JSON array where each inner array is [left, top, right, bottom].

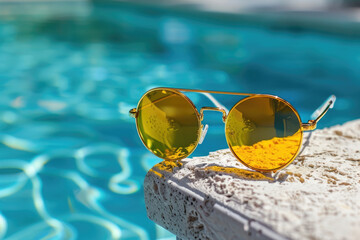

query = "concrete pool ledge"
[[144, 119, 360, 240]]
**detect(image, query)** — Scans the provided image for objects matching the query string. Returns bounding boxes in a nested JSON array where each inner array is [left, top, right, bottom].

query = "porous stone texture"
[[144, 119, 360, 240]]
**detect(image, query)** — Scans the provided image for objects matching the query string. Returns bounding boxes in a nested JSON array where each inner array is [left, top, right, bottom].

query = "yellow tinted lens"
[[225, 96, 302, 171], [136, 89, 200, 160]]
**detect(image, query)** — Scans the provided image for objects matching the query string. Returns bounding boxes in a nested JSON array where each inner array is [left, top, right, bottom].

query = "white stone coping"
[[144, 119, 360, 240]]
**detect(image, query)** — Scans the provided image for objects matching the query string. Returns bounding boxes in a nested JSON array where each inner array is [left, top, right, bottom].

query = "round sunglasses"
[[129, 88, 335, 172]]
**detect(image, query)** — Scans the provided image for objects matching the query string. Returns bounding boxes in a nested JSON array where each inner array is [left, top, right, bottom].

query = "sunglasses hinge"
[[200, 107, 227, 123], [129, 108, 137, 118], [302, 120, 317, 131]]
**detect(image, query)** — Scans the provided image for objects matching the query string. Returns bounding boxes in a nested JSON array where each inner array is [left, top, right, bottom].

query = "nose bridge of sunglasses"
[[200, 107, 227, 123]]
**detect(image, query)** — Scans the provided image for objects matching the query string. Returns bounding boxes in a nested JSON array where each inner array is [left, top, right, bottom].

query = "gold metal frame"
[[129, 87, 335, 172]]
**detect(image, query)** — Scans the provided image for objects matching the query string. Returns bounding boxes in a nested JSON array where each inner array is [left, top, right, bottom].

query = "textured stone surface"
[[144, 120, 360, 240]]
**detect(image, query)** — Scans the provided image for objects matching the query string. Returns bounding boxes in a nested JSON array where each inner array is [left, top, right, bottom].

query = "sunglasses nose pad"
[[199, 124, 209, 144]]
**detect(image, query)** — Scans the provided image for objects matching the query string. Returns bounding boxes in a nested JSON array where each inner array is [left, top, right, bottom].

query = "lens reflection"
[[136, 89, 200, 160], [225, 96, 302, 171]]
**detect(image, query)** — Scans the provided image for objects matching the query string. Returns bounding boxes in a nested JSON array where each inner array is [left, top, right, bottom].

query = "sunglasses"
[[129, 87, 335, 172]]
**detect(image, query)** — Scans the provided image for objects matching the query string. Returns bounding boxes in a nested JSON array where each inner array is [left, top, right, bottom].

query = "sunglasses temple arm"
[[200, 93, 229, 113], [302, 95, 336, 131]]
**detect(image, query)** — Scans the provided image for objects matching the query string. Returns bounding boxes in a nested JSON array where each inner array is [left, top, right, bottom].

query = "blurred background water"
[[0, 1, 359, 239]]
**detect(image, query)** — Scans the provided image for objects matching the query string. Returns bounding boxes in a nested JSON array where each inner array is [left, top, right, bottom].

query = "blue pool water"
[[0, 2, 359, 239]]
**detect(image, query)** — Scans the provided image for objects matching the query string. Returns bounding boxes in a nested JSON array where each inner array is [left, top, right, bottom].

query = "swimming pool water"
[[0, 2, 359, 239]]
